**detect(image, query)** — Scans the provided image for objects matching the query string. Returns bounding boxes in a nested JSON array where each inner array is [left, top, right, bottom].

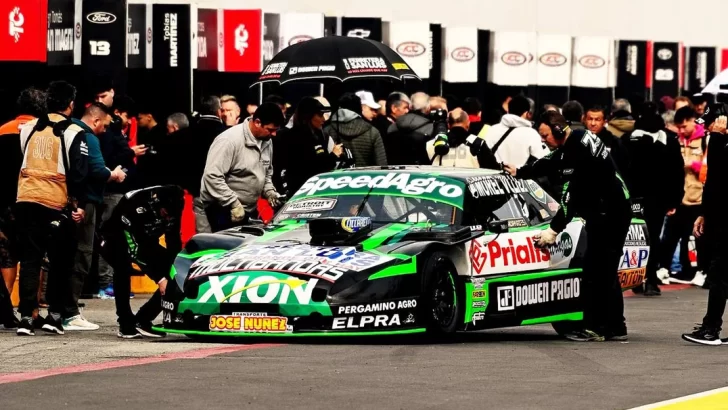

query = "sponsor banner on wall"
[[82, 0, 126, 70], [489, 31, 530, 86], [196, 8, 217, 71], [127, 3, 146, 68], [616, 40, 648, 98], [218, 9, 263, 73], [341, 17, 382, 42], [651, 42, 682, 100], [443, 27, 477, 83], [686, 47, 717, 93], [536, 34, 571, 87], [279, 12, 324, 52], [74, 0, 81, 65], [384, 21, 430, 79], [527, 32, 537, 85], [571, 36, 612, 88], [190, 5, 197, 69], [263, 13, 280, 67], [47, 0, 75, 65], [0, 0, 47, 62], [152, 4, 191, 70]]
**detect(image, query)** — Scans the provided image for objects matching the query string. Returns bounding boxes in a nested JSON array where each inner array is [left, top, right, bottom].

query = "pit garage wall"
[[191, 0, 728, 47]]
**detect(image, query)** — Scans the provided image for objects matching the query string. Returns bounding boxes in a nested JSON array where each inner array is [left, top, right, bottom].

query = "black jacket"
[[622, 128, 684, 212], [702, 132, 728, 229], [386, 112, 434, 165], [275, 125, 339, 197], [99, 115, 137, 194], [99, 185, 184, 283], [175, 115, 226, 196], [324, 109, 387, 167], [136, 124, 171, 188], [516, 129, 632, 233], [596, 128, 630, 181], [0, 116, 27, 208]]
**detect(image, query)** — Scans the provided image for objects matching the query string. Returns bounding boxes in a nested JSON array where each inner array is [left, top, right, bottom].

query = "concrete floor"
[[1, 287, 726, 410]]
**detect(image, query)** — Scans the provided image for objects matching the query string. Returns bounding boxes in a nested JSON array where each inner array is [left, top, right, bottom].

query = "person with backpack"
[[15, 81, 88, 336]]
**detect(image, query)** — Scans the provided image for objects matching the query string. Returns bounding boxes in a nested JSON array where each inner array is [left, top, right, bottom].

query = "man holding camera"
[[504, 111, 632, 342]]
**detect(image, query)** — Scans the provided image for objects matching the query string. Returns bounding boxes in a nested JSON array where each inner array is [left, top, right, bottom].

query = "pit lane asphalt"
[[1, 287, 726, 410]]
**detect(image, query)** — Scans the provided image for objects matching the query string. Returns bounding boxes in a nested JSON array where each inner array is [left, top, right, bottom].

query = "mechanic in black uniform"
[[98, 185, 184, 339], [682, 109, 728, 345], [504, 111, 633, 342]]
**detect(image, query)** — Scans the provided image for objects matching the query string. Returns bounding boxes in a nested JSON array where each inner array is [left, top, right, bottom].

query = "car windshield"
[[272, 194, 459, 226]]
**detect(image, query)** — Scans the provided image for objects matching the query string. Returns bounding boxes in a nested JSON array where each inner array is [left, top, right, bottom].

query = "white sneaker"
[[63, 315, 100, 331], [656, 268, 670, 285], [691, 271, 707, 287]]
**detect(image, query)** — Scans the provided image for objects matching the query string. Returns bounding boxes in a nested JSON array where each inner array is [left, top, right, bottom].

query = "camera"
[[429, 108, 449, 156]]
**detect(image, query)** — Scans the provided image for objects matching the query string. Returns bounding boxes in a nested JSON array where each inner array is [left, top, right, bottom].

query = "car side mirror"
[[488, 220, 509, 234]]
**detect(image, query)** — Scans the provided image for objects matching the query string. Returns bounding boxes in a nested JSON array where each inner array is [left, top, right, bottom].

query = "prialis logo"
[[8, 7, 24, 43], [234, 24, 249, 56]]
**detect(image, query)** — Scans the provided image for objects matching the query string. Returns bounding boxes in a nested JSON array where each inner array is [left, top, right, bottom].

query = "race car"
[[155, 167, 650, 338]]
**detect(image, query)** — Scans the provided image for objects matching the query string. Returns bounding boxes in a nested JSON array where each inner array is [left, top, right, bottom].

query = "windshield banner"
[[291, 172, 466, 208]]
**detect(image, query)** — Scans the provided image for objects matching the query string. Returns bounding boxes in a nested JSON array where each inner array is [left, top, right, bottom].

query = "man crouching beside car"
[[98, 185, 184, 339]]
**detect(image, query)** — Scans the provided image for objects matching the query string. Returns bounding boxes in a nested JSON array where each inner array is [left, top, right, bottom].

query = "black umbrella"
[[252, 36, 421, 86]]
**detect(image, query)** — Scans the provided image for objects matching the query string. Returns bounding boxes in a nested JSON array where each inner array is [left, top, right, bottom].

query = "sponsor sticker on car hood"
[[187, 243, 394, 281]]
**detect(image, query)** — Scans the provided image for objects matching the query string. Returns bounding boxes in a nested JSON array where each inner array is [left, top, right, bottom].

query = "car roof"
[[324, 166, 503, 182]]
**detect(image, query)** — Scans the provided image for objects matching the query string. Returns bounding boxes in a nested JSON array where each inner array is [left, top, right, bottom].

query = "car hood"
[[171, 221, 437, 314]]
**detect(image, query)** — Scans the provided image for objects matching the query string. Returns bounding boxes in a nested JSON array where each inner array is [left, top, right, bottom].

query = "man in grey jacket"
[[200, 103, 285, 232]]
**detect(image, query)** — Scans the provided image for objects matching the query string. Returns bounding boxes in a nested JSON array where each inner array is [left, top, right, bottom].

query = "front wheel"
[[421, 252, 462, 335]]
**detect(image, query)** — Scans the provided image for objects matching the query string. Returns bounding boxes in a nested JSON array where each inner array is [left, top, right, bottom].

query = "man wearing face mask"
[[200, 103, 285, 232], [504, 111, 632, 342]]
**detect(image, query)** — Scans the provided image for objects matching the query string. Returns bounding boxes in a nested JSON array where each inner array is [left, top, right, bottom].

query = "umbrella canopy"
[[701, 68, 728, 94], [252, 36, 420, 86]]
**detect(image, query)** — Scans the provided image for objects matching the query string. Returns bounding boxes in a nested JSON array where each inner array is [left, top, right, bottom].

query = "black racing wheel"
[[421, 252, 462, 335]]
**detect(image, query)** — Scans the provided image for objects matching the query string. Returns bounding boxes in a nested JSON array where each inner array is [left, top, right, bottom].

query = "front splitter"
[[153, 327, 427, 337]]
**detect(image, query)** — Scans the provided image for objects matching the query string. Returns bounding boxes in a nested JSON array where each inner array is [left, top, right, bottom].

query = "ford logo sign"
[[86, 12, 116, 24]]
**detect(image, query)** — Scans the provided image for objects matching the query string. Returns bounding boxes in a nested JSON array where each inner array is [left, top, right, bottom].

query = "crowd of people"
[[0, 77, 726, 344]]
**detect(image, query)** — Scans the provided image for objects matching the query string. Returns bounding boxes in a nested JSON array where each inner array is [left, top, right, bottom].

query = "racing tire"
[[421, 252, 462, 335]]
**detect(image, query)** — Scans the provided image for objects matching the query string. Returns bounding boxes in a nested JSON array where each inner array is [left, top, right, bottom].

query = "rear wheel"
[[421, 252, 462, 335]]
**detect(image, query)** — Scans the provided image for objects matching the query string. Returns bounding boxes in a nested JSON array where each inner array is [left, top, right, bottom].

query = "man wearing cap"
[[356, 90, 380, 122], [325, 92, 387, 167]]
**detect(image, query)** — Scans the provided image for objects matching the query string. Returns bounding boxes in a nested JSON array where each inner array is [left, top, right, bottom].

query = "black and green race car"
[[155, 166, 650, 338]]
